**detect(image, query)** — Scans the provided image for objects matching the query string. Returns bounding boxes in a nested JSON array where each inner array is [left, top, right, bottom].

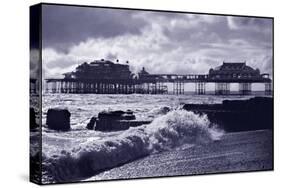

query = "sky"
[[39, 4, 273, 80]]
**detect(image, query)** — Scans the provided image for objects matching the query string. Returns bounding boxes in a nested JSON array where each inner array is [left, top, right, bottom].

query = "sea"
[[38, 92, 270, 183]]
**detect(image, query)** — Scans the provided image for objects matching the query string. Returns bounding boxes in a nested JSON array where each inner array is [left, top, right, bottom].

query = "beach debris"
[[46, 108, 71, 131]]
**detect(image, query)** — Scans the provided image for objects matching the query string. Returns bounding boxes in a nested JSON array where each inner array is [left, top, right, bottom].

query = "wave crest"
[[43, 110, 223, 183], [147, 110, 223, 151]]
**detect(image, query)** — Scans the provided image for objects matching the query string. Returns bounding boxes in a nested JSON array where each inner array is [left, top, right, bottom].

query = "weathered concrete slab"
[[183, 97, 273, 132], [94, 110, 150, 131]]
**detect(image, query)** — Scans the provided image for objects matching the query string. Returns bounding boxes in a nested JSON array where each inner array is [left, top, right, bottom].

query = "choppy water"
[[40, 93, 261, 183]]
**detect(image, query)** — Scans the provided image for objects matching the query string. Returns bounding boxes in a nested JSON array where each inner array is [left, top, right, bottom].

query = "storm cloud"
[[42, 5, 147, 52], [42, 4, 273, 79]]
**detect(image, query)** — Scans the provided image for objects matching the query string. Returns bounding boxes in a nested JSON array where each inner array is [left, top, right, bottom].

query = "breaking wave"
[[43, 110, 223, 183]]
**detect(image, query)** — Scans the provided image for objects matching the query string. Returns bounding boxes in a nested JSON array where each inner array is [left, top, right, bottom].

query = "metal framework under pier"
[[45, 79, 168, 95], [239, 83, 252, 95], [173, 81, 184, 95], [195, 82, 206, 95], [215, 83, 230, 95], [265, 82, 272, 95]]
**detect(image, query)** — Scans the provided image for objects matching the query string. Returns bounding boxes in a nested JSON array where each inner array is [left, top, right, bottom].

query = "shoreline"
[[87, 129, 273, 181], [39, 96, 273, 184]]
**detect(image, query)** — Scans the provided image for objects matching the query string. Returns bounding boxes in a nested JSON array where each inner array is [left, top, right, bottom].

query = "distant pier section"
[[45, 59, 272, 95]]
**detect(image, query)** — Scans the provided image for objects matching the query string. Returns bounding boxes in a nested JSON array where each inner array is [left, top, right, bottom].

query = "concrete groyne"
[[183, 97, 273, 132]]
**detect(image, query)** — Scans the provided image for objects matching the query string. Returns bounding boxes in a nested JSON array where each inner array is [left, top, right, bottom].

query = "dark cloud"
[[227, 17, 272, 31], [162, 15, 272, 52], [41, 6, 273, 78], [42, 4, 147, 52], [227, 17, 272, 45], [161, 16, 228, 50]]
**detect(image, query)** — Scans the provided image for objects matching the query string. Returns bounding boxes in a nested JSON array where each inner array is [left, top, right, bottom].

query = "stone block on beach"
[[95, 110, 146, 131], [86, 117, 96, 130], [46, 108, 71, 131]]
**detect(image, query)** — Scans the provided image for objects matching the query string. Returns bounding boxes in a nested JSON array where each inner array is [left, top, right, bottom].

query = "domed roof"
[[212, 62, 255, 72]]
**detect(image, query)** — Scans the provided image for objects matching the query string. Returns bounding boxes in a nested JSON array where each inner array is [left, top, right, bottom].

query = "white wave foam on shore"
[[42, 110, 224, 183]]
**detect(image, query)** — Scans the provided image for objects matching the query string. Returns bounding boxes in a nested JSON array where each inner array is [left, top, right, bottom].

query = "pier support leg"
[[74, 82, 77, 93], [104, 83, 109, 94], [265, 82, 272, 95], [173, 81, 184, 95], [100, 83, 104, 94], [132, 84, 136, 93], [59, 81, 62, 93], [71, 82, 74, 93], [195, 82, 206, 95], [119, 84, 122, 94], [151, 83, 156, 94], [155, 82, 166, 94], [215, 83, 230, 95], [77, 82, 81, 93], [239, 83, 252, 95], [114, 84, 116, 94], [66, 82, 69, 93], [125, 84, 128, 94], [90, 83, 93, 93], [52, 82, 56, 93]]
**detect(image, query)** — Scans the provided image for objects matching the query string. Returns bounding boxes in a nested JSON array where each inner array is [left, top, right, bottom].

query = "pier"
[[45, 60, 272, 95]]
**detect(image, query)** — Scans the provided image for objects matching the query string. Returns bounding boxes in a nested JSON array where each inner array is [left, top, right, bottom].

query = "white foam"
[[43, 110, 224, 183], [146, 110, 224, 152]]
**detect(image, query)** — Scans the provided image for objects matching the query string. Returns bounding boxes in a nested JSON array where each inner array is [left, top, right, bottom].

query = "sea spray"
[[42, 110, 224, 183], [146, 110, 223, 152]]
